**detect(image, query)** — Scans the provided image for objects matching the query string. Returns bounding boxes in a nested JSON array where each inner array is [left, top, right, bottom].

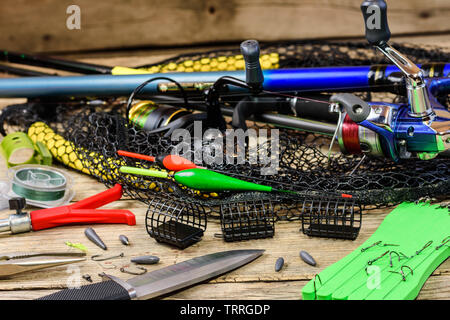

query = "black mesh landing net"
[[1, 41, 449, 245]]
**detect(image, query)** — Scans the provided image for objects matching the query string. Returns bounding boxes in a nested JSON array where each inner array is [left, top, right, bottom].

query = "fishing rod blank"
[[0, 64, 55, 77], [0, 64, 439, 99], [0, 50, 113, 75]]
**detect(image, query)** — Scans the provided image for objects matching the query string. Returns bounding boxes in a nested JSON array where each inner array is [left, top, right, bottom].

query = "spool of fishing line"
[[8, 165, 74, 208], [129, 101, 191, 131]]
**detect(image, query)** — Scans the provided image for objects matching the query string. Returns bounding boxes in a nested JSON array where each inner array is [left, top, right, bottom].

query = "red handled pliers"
[[0, 184, 136, 235]]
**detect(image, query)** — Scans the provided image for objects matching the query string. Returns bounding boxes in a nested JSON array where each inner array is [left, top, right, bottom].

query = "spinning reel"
[[333, 0, 450, 161], [200, 0, 450, 162]]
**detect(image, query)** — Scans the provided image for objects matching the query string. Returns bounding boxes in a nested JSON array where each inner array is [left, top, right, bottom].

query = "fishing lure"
[[65, 242, 88, 253]]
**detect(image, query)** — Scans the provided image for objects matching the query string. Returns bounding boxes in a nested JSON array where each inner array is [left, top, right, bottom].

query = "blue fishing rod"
[[0, 63, 449, 98]]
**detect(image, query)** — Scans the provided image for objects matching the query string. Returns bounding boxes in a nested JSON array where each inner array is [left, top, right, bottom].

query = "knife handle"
[[37, 280, 132, 300]]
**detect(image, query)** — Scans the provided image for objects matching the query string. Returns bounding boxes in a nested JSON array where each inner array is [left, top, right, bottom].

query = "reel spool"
[[8, 164, 74, 208], [129, 101, 191, 131], [128, 101, 208, 137], [337, 114, 384, 158]]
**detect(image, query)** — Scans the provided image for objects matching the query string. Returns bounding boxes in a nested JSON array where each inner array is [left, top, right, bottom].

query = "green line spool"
[[10, 165, 68, 202]]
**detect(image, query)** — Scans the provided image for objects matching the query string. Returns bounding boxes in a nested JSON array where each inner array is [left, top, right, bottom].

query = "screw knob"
[[9, 197, 26, 214], [361, 0, 391, 46], [240, 40, 264, 90]]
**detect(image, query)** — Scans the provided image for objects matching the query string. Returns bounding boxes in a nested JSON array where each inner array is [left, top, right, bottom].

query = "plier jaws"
[[0, 252, 86, 278]]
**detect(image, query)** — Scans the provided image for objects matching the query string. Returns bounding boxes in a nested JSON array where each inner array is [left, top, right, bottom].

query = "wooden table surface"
[[0, 37, 448, 300]]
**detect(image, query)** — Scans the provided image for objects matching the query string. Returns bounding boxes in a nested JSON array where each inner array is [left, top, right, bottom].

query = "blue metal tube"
[[429, 77, 450, 96], [0, 64, 447, 98]]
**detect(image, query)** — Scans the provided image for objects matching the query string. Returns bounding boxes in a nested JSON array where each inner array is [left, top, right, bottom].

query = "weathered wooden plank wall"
[[1, 0, 449, 53]]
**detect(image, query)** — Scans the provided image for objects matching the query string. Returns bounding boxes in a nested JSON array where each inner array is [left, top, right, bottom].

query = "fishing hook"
[[436, 236, 450, 250], [383, 243, 399, 247], [361, 241, 382, 252], [367, 250, 389, 265], [99, 262, 117, 270], [120, 266, 147, 275], [389, 251, 400, 268], [91, 252, 124, 261], [389, 265, 413, 281], [415, 241, 433, 255]]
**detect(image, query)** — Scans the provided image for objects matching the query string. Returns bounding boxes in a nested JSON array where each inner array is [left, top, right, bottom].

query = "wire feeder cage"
[[220, 195, 276, 242], [300, 195, 362, 240], [1, 40, 449, 248], [146, 196, 207, 249]]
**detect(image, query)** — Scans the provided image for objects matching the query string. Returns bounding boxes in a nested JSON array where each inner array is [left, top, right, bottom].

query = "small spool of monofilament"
[[10, 166, 68, 202]]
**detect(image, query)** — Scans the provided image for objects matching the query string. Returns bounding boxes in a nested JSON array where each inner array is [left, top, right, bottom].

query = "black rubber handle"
[[361, 0, 391, 46], [291, 95, 339, 122], [240, 40, 264, 89], [37, 280, 132, 300]]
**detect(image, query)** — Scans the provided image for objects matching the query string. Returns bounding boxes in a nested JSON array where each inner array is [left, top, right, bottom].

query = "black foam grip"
[[37, 280, 131, 300], [361, 0, 391, 46], [292, 96, 338, 122]]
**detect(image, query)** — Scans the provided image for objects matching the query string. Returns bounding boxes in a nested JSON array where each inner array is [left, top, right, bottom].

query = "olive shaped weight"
[[131, 255, 160, 265], [300, 250, 317, 267], [275, 257, 285, 272]]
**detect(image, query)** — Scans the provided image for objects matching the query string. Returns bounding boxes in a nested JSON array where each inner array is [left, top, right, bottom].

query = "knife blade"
[[37, 249, 264, 300]]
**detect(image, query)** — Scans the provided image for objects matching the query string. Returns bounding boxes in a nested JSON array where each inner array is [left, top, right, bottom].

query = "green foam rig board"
[[302, 202, 449, 300]]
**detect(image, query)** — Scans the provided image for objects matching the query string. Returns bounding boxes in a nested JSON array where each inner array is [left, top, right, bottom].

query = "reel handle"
[[240, 40, 264, 90], [361, 0, 391, 46]]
